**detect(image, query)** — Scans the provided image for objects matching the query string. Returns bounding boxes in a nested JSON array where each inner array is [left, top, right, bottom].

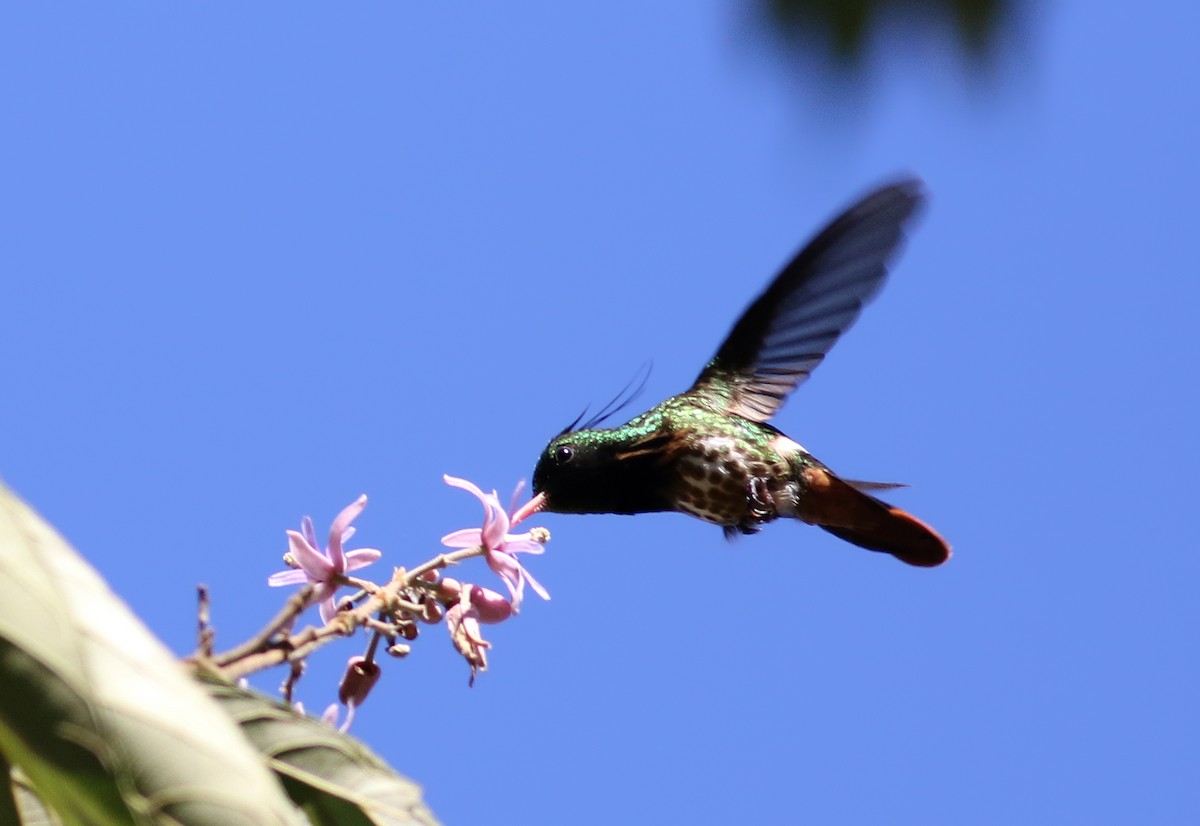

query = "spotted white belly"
[[672, 435, 803, 525]]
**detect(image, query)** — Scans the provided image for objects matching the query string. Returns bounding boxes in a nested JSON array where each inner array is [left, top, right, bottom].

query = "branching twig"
[[196, 585, 214, 659], [190, 480, 551, 710], [210, 584, 315, 668]]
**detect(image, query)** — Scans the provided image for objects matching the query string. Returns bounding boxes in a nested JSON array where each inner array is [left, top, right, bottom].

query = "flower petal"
[[339, 704, 357, 734], [508, 480, 526, 515], [309, 581, 336, 605], [344, 548, 382, 571], [318, 594, 340, 625], [288, 531, 334, 579], [301, 516, 319, 553], [328, 495, 368, 567], [486, 550, 524, 608], [481, 494, 509, 550], [522, 566, 551, 601], [268, 569, 309, 587], [441, 528, 484, 548], [445, 598, 465, 637], [503, 536, 545, 556], [443, 474, 488, 504]]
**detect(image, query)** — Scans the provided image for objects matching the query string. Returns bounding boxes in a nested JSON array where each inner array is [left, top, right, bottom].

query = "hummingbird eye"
[[554, 444, 576, 465]]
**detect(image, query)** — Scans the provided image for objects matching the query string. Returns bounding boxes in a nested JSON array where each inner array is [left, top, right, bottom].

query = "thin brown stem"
[[405, 546, 485, 583], [280, 659, 304, 704], [211, 584, 314, 667]]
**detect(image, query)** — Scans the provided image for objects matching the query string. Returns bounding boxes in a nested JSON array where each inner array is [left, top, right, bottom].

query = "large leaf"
[[0, 480, 308, 825], [10, 767, 60, 826], [205, 682, 439, 826]]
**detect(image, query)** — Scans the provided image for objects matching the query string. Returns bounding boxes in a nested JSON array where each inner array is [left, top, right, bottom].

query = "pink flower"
[[268, 495, 382, 624], [441, 475, 549, 612], [444, 581, 513, 685]]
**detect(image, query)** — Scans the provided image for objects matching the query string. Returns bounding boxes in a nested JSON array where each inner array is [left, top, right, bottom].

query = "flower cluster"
[[261, 476, 550, 728], [440, 476, 549, 612], [438, 475, 549, 682]]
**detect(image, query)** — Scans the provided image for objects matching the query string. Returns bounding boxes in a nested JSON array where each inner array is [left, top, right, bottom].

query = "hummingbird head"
[[531, 427, 674, 516], [531, 431, 615, 514]]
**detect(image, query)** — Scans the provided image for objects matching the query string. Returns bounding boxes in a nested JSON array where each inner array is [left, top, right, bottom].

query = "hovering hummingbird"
[[530, 179, 950, 567]]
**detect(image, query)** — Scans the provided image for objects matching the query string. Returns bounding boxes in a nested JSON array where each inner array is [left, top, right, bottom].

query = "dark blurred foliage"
[[757, 0, 1016, 65]]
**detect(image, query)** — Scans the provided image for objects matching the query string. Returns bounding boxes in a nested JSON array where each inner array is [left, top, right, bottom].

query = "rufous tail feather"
[[797, 467, 950, 567]]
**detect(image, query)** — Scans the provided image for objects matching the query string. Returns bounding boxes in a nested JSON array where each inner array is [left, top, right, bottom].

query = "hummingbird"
[[530, 179, 950, 567]]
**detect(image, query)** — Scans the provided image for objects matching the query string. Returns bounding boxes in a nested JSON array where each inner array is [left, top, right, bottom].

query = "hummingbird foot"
[[748, 477, 775, 519]]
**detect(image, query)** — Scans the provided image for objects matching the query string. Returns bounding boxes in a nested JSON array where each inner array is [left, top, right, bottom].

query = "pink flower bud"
[[468, 585, 513, 624], [421, 598, 445, 624]]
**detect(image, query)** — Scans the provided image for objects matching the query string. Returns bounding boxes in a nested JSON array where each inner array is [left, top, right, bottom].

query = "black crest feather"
[[557, 362, 652, 436]]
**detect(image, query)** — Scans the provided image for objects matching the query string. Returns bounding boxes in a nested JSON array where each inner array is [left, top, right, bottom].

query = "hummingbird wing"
[[688, 179, 925, 422]]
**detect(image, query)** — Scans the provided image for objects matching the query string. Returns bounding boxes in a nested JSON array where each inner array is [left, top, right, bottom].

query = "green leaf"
[[0, 480, 309, 825], [205, 682, 440, 826], [10, 767, 61, 826]]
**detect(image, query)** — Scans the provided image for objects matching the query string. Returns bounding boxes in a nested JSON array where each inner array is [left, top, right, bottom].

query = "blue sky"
[[2, 3, 1197, 824]]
